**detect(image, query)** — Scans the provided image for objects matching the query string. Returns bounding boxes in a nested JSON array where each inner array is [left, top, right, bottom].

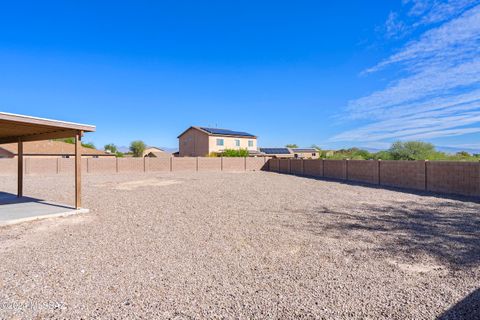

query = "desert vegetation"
[[314, 141, 480, 161]]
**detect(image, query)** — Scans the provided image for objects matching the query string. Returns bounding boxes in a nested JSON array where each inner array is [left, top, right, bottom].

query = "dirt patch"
[[386, 258, 446, 274], [95, 178, 181, 190], [0, 172, 478, 319]]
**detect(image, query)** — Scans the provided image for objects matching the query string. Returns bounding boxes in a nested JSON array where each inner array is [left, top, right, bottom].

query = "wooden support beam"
[[17, 139, 23, 197], [0, 129, 81, 144], [75, 132, 82, 209]]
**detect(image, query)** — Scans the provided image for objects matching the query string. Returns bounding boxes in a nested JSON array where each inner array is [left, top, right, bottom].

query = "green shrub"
[[54, 138, 96, 149], [221, 149, 249, 157]]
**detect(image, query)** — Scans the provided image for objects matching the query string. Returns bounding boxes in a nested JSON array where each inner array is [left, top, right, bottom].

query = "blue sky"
[[1, 0, 479, 151]]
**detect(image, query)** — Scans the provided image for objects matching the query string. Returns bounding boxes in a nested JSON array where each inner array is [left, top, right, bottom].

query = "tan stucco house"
[[178, 126, 257, 157], [0, 140, 113, 158], [142, 147, 172, 158]]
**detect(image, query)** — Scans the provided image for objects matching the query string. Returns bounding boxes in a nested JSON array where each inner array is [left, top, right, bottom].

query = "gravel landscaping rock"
[[0, 171, 479, 319]]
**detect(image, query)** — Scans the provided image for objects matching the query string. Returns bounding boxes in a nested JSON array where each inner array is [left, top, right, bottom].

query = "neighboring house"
[[178, 126, 257, 157], [259, 148, 294, 158], [259, 147, 320, 159], [0, 140, 114, 158], [142, 147, 172, 158], [291, 148, 320, 159]]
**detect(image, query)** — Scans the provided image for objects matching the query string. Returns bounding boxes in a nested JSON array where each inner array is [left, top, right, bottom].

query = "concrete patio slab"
[[0, 192, 88, 226]]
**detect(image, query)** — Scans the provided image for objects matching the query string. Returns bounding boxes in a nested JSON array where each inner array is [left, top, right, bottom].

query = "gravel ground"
[[0, 171, 479, 319]]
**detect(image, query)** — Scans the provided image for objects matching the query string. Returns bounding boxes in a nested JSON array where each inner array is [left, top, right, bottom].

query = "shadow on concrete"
[[303, 199, 480, 268], [0, 191, 72, 210], [437, 288, 480, 319]]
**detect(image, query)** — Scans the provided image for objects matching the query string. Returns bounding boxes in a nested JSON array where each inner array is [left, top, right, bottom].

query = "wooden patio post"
[[17, 139, 23, 197], [75, 131, 82, 209]]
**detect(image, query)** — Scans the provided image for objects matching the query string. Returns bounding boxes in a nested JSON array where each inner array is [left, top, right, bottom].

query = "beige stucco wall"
[[208, 136, 257, 153], [143, 148, 171, 158], [293, 152, 320, 159], [179, 128, 210, 157]]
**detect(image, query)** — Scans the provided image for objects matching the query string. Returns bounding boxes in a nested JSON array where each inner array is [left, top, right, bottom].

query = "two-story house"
[[178, 126, 257, 157]]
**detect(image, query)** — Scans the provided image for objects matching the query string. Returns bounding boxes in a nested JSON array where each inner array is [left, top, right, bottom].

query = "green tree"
[[285, 144, 298, 148], [104, 143, 118, 154], [373, 150, 393, 160], [130, 140, 146, 157], [388, 141, 437, 160]]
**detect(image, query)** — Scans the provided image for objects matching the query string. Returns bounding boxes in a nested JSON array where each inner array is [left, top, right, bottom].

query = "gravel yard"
[[0, 171, 479, 319]]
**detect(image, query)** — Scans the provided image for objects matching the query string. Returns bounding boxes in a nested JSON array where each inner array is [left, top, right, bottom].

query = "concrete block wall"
[[146, 158, 171, 172], [246, 157, 268, 171], [171, 158, 197, 172], [26, 158, 58, 175], [198, 157, 222, 171], [222, 158, 245, 171], [290, 159, 303, 175], [279, 159, 290, 173], [268, 159, 280, 172], [348, 160, 379, 184], [0, 157, 271, 176], [117, 158, 144, 173], [303, 159, 323, 177], [380, 161, 426, 191], [427, 161, 480, 197], [324, 160, 347, 180], [266, 158, 480, 198], [87, 158, 117, 174], [0, 159, 17, 176]]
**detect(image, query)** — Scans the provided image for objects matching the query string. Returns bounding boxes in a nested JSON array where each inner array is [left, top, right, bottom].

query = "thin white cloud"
[[415, 0, 479, 25], [332, 1, 480, 146], [385, 12, 408, 38]]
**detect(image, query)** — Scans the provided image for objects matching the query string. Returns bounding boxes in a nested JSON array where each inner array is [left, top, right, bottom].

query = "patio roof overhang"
[[0, 112, 96, 209], [0, 112, 95, 144]]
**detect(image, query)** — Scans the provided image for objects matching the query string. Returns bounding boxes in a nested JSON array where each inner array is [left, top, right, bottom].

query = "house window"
[[312, 153, 316, 156], [93, 156, 99, 158], [62, 155, 70, 159], [248, 140, 254, 147], [234, 139, 240, 147], [294, 154, 299, 158], [216, 138, 224, 146]]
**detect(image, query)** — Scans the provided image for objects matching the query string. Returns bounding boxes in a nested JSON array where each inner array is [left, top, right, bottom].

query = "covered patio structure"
[[0, 112, 96, 225]]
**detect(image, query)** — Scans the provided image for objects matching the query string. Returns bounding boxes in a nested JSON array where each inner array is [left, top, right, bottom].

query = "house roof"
[[292, 148, 317, 153], [145, 146, 166, 152], [0, 112, 95, 144], [178, 126, 257, 138], [0, 140, 113, 156], [259, 148, 292, 155]]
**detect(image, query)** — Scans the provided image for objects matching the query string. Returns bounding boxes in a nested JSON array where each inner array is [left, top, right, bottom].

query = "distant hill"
[[344, 146, 480, 155], [436, 146, 480, 155]]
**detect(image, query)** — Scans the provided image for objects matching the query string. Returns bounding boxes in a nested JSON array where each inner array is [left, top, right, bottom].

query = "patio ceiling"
[[0, 112, 95, 144]]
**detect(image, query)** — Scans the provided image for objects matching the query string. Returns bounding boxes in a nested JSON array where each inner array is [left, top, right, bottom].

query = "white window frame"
[[216, 138, 224, 146]]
